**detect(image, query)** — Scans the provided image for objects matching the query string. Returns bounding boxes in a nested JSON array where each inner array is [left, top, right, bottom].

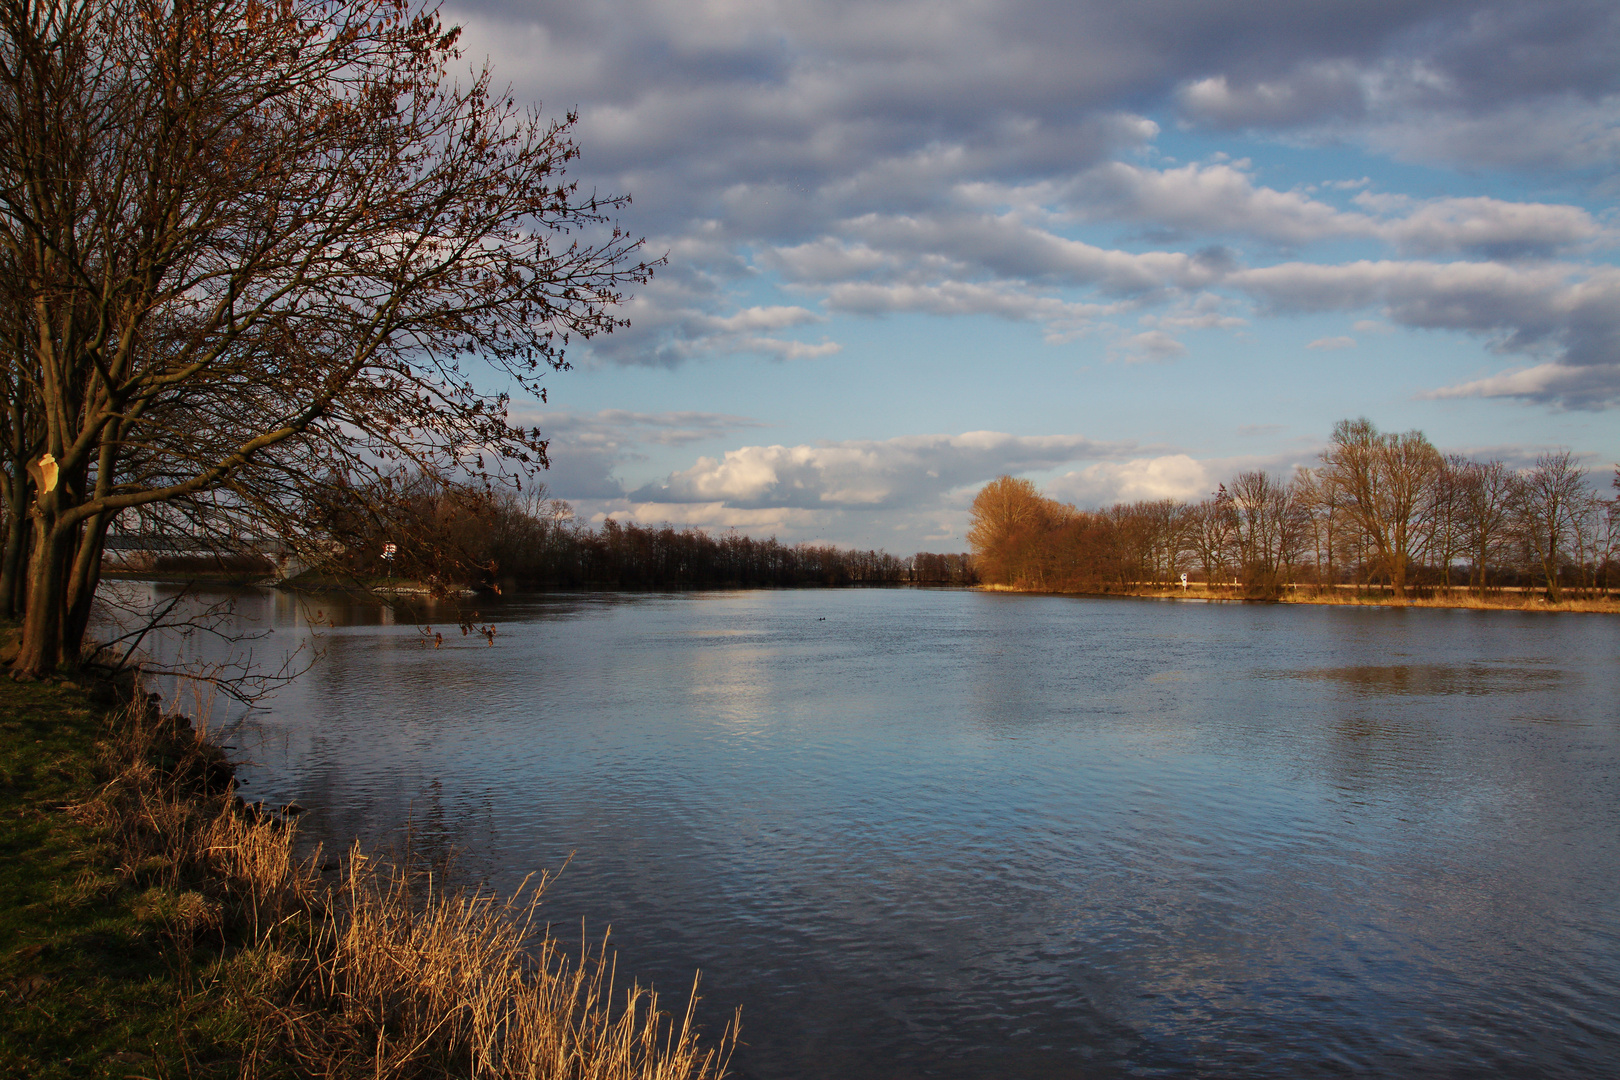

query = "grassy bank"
[[0, 675, 243, 1077], [0, 677, 734, 1078], [978, 583, 1620, 613]]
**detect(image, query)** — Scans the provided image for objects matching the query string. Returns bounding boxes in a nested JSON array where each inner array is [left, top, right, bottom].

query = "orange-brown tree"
[[0, 0, 652, 673], [967, 475, 1051, 585]]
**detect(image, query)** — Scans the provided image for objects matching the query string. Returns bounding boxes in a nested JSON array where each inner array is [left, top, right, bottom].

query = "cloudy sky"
[[457, 0, 1619, 551]]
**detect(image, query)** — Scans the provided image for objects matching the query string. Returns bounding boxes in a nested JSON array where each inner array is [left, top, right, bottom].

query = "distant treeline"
[[969, 419, 1619, 601], [343, 482, 977, 590]]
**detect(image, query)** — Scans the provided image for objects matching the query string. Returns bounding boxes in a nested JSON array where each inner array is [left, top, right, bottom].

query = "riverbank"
[[977, 583, 1620, 613], [0, 675, 734, 1078], [100, 567, 477, 596]]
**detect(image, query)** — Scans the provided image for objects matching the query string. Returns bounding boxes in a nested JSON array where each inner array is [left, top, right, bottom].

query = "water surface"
[[129, 586, 1620, 1078]]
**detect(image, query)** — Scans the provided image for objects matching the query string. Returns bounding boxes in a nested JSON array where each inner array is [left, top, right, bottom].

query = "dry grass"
[[1279, 589, 1616, 613], [979, 582, 1619, 613], [252, 852, 734, 1080], [75, 691, 737, 1079]]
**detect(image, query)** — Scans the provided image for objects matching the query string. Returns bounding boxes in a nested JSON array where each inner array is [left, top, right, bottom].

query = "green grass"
[[0, 678, 247, 1078]]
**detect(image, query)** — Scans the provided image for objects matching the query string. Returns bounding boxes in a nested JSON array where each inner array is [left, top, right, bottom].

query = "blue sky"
[[452, 0, 1620, 551]]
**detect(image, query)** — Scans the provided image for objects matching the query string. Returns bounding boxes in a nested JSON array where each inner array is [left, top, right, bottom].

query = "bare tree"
[[1228, 470, 1308, 594], [1565, 489, 1606, 598], [1515, 451, 1587, 603], [1419, 456, 1473, 592], [1187, 487, 1238, 586], [1292, 466, 1344, 591], [1, 0, 653, 674], [1456, 459, 1515, 594], [1318, 418, 1441, 598]]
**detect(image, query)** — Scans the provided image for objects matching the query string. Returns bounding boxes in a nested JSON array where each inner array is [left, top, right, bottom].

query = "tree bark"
[[63, 511, 109, 656], [15, 516, 72, 674]]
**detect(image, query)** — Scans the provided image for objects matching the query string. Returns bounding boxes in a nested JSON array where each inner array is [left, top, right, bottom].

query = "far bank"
[[977, 582, 1620, 613]]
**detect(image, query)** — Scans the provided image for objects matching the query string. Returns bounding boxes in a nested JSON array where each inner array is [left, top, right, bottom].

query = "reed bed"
[[74, 690, 736, 1079], [981, 582, 1618, 613]]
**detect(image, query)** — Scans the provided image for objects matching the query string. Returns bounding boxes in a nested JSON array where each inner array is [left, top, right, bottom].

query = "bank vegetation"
[[0, 672, 735, 1078]]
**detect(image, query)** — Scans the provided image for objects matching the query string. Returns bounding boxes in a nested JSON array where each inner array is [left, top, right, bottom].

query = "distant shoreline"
[[975, 583, 1620, 613]]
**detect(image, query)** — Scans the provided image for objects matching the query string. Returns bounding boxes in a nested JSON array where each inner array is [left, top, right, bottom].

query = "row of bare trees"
[[969, 420, 1619, 600]]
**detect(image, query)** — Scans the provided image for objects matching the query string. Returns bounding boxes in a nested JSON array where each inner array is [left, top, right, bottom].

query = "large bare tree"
[[1318, 418, 1441, 598], [1515, 451, 1586, 603], [1227, 469, 1307, 592], [0, 0, 653, 674], [1456, 458, 1515, 594]]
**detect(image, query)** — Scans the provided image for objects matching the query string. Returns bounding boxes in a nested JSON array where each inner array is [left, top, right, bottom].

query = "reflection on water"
[[112, 585, 1620, 1079], [1271, 662, 1564, 696]]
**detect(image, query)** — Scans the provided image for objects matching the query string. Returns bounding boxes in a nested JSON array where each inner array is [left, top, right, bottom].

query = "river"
[[116, 583, 1620, 1078]]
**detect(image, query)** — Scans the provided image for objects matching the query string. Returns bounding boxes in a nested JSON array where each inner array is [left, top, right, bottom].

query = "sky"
[[449, 0, 1620, 552]]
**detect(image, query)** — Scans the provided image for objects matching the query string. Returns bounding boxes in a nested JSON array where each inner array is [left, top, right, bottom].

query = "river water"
[[122, 584, 1619, 1078]]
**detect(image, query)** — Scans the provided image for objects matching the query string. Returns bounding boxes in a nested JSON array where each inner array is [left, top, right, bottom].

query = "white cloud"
[[605, 501, 828, 534], [708, 305, 826, 333], [843, 212, 1225, 292], [1140, 294, 1247, 331], [587, 293, 842, 367], [437, 0, 1620, 429], [1231, 260, 1620, 373], [1063, 159, 1367, 245], [1367, 195, 1606, 257], [630, 430, 1130, 510], [1048, 160, 1604, 256], [1112, 330, 1187, 364], [1362, 95, 1620, 172], [1177, 62, 1367, 128], [514, 409, 769, 499], [821, 281, 1118, 336], [1424, 362, 1620, 410], [1047, 454, 1213, 505]]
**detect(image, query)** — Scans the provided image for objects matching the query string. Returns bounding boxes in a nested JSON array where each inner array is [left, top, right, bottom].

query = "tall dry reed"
[[78, 689, 736, 1079]]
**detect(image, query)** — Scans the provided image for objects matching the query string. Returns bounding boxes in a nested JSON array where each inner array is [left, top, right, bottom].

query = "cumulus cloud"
[[1112, 330, 1188, 364], [837, 212, 1224, 293], [1232, 260, 1620, 367], [1364, 194, 1607, 258], [821, 281, 1119, 339], [515, 409, 769, 499], [587, 292, 841, 367], [1361, 95, 1620, 171], [1424, 362, 1620, 410], [1060, 160, 1361, 245], [431, 0, 1620, 423], [1177, 61, 1368, 128], [1044, 160, 1605, 256], [629, 431, 1131, 510], [604, 502, 829, 535], [1047, 455, 1213, 505]]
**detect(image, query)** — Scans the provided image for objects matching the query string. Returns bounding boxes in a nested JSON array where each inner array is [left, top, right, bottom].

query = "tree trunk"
[[1540, 531, 1562, 604], [0, 502, 26, 620], [63, 513, 110, 657], [15, 516, 74, 675]]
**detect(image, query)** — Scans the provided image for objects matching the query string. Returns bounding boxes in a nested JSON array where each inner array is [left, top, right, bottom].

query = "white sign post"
[[1180, 571, 1189, 590]]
